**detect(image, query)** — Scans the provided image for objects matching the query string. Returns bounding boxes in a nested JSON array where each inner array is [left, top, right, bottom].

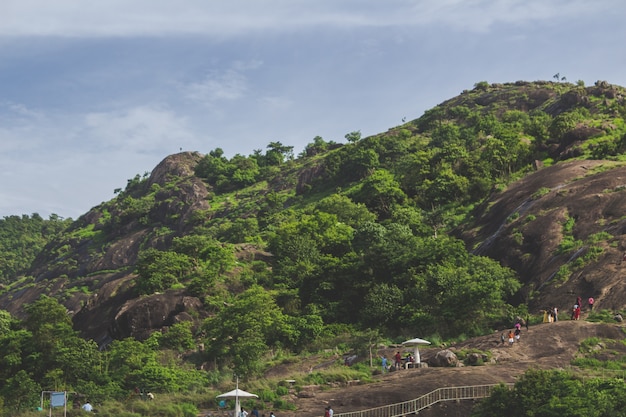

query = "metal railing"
[[335, 384, 514, 417]]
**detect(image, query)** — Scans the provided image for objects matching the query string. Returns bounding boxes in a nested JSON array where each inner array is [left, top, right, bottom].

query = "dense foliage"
[[0, 213, 71, 284], [0, 296, 208, 415], [471, 369, 626, 417]]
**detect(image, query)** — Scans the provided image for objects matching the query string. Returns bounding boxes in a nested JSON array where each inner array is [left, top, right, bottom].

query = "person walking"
[[381, 356, 388, 373], [588, 297, 595, 311]]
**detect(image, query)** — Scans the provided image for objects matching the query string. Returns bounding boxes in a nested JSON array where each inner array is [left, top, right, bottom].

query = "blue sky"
[[1, 0, 625, 219]]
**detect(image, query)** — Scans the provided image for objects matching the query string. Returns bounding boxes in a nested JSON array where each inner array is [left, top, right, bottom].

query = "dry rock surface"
[[274, 320, 626, 417]]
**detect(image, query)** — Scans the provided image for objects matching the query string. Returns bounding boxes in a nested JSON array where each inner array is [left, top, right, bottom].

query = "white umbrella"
[[217, 384, 258, 417], [401, 337, 431, 364]]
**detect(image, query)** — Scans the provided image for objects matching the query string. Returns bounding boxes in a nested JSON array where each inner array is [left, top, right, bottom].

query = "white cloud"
[[184, 69, 248, 104], [182, 60, 262, 107], [82, 105, 198, 153], [0, 104, 203, 218], [257, 96, 293, 112], [404, 0, 596, 31], [0, 0, 615, 38]]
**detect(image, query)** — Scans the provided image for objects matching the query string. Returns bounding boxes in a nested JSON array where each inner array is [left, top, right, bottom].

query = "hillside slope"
[[286, 320, 626, 417], [2, 80, 626, 348], [458, 159, 626, 315]]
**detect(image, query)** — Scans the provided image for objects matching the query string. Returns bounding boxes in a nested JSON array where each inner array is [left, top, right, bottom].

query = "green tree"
[[315, 194, 376, 227], [0, 309, 13, 333], [352, 169, 407, 218], [361, 283, 403, 326], [0, 213, 71, 284], [548, 108, 588, 140], [472, 369, 626, 417], [106, 338, 158, 389], [420, 165, 470, 206], [51, 336, 100, 387], [340, 147, 380, 181], [345, 130, 362, 143], [160, 321, 195, 352], [264, 141, 294, 166], [202, 286, 296, 376], [302, 135, 330, 157], [172, 235, 235, 275], [135, 249, 193, 294], [1, 370, 40, 412], [419, 255, 520, 336], [23, 295, 74, 355], [0, 328, 32, 381]]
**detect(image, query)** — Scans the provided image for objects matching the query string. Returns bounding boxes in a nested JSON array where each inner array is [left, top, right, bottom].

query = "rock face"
[[111, 292, 204, 341], [459, 160, 626, 314]]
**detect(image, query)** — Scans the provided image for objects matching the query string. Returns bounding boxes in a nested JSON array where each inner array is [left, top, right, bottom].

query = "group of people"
[[380, 351, 416, 373], [571, 296, 594, 320], [542, 296, 596, 323], [394, 351, 415, 368], [323, 405, 334, 417], [543, 306, 559, 322]]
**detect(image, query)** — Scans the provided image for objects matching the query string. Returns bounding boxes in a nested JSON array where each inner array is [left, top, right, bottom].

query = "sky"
[[1, 0, 626, 220]]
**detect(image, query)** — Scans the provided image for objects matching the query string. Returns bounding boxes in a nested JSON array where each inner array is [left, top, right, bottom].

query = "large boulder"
[[428, 349, 458, 367]]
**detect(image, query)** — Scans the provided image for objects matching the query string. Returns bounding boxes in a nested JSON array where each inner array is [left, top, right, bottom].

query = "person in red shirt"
[[394, 351, 402, 369]]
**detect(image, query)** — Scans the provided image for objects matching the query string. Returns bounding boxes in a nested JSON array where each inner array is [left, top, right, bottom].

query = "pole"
[[236, 375, 239, 417]]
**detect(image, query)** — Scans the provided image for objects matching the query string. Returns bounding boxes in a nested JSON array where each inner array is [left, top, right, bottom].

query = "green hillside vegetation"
[[0, 214, 72, 284], [2, 80, 626, 416], [471, 368, 626, 417]]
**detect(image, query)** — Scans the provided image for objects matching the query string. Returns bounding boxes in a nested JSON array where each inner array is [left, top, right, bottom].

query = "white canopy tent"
[[217, 383, 258, 417], [401, 337, 431, 364]]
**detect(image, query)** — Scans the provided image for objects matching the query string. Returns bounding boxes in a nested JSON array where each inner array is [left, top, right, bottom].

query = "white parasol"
[[216, 380, 258, 417], [401, 337, 431, 364]]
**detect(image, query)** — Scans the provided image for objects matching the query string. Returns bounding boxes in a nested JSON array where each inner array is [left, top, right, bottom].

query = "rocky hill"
[[1, 80, 626, 349]]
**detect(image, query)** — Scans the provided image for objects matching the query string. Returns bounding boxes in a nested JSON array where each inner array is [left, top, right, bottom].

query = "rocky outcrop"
[[459, 160, 626, 313], [0, 152, 214, 346], [111, 291, 204, 341], [428, 350, 458, 367]]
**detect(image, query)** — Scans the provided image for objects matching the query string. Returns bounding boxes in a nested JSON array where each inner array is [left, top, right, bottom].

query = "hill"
[[284, 319, 626, 417], [2, 81, 626, 342], [2, 79, 626, 415]]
